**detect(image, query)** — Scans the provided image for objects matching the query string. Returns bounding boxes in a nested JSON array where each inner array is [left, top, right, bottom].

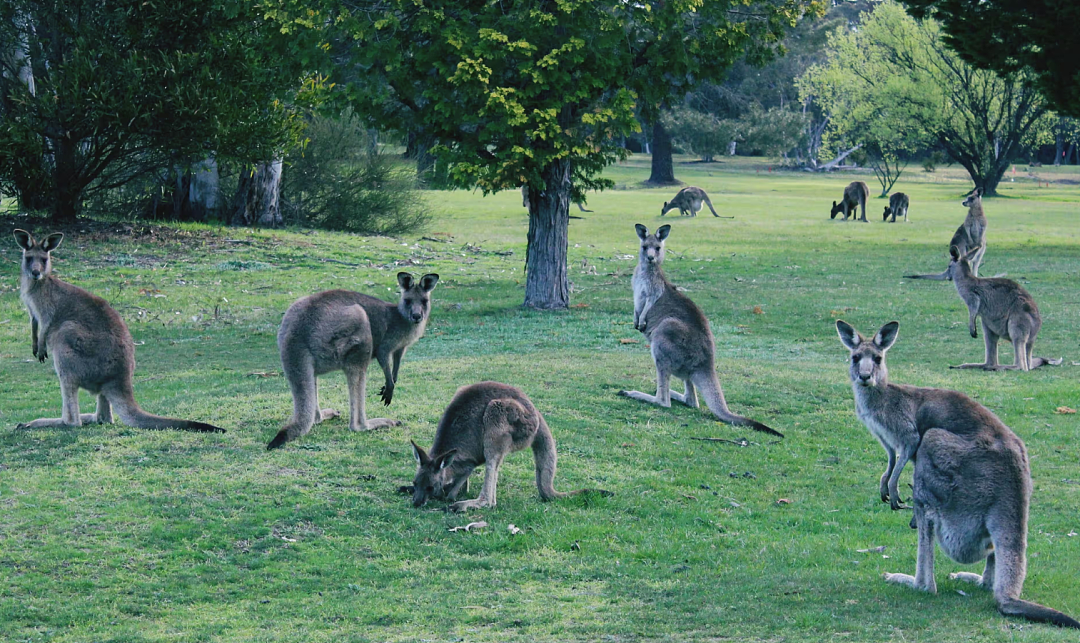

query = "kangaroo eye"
[[873, 356, 881, 364], [851, 355, 860, 363]]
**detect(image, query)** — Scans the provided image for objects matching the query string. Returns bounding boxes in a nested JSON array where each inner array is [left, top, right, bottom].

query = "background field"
[[1, 157, 1078, 642]]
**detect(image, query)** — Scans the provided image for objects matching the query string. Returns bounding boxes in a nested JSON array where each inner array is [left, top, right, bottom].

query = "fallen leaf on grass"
[[280, 536, 296, 542], [1055, 406, 1076, 414], [682, 494, 698, 501], [507, 524, 523, 535], [1068, 531, 1077, 537], [752, 305, 764, 315], [957, 590, 969, 596], [248, 371, 280, 378], [570, 541, 581, 551], [570, 303, 589, 309], [448, 521, 488, 533], [857, 546, 887, 553], [776, 498, 792, 505], [619, 338, 639, 344]]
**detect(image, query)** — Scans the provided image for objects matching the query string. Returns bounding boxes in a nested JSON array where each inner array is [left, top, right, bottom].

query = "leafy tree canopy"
[[899, 0, 1080, 119], [0, 0, 313, 221], [798, 1, 1052, 196]]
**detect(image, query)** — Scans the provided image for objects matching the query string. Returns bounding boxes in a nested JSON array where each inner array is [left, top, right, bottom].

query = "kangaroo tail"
[[576, 201, 593, 213], [108, 389, 224, 433], [692, 372, 783, 438], [529, 415, 612, 501], [903, 269, 950, 280], [267, 370, 318, 450], [997, 597, 1080, 629], [703, 195, 721, 217]]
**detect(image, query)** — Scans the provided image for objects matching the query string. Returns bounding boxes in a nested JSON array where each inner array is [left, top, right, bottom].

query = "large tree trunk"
[[51, 137, 81, 224], [188, 157, 219, 221], [523, 159, 572, 310], [647, 118, 678, 185], [405, 131, 436, 186], [231, 160, 283, 227]]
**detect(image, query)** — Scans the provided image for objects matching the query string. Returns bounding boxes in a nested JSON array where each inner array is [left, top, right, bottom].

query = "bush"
[[281, 110, 430, 235]]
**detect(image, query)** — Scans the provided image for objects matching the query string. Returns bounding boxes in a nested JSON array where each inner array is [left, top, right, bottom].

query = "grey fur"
[[267, 272, 439, 450], [409, 381, 610, 511], [12, 229, 224, 433], [883, 192, 910, 223], [661, 186, 730, 218], [835, 319, 1079, 629], [830, 181, 870, 222], [905, 187, 987, 280], [619, 224, 782, 437], [946, 246, 1061, 371]]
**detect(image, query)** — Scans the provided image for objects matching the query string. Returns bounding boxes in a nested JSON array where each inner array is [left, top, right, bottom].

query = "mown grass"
[[0, 157, 1078, 642]]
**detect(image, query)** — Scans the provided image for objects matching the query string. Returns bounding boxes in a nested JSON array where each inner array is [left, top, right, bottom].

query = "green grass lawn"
[[1, 157, 1078, 642]]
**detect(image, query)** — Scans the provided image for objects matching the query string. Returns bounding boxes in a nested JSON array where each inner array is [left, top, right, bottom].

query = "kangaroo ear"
[[434, 449, 457, 470], [972, 187, 982, 197], [832, 201, 837, 207], [965, 246, 981, 260], [411, 440, 429, 466], [41, 232, 63, 252], [874, 321, 900, 351], [836, 320, 862, 350], [13, 229, 33, 250], [949, 245, 961, 260], [656, 224, 671, 241], [397, 272, 414, 291], [635, 224, 648, 240], [419, 273, 439, 292]]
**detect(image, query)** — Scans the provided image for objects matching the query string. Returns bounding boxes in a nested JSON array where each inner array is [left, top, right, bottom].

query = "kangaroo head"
[[962, 187, 982, 208], [635, 224, 670, 266], [836, 320, 898, 388], [410, 440, 458, 508], [882, 206, 892, 221], [660, 201, 671, 215], [396, 272, 439, 323], [947, 244, 980, 278], [830, 200, 843, 219], [14, 229, 63, 281]]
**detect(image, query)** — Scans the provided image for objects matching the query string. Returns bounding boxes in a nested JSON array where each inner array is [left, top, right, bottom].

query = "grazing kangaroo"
[[267, 272, 439, 450], [618, 224, 782, 437], [836, 320, 1080, 630], [521, 184, 591, 213], [13, 230, 224, 433], [905, 187, 987, 280], [946, 246, 1061, 371], [661, 186, 731, 218], [830, 181, 869, 222], [409, 381, 610, 511], [882, 192, 910, 222]]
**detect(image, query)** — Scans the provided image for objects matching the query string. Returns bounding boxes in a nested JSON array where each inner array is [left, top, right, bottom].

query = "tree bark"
[[51, 137, 81, 224], [188, 157, 219, 221], [523, 159, 572, 310], [231, 160, 283, 227], [647, 118, 678, 185]]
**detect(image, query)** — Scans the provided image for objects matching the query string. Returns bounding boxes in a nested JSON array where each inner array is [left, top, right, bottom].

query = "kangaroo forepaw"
[[450, 498, 489, 512], [890, 500, 912, 511], [266, 430, 291, 450], [36, 349, 47, 362], [15, 422, 29, 430], [379, 386, 394, 406]]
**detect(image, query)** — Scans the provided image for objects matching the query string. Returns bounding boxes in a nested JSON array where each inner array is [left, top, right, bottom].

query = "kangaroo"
[[830, 181, 869, 222], [661, 186, 731, 218], [882, 192, 910, 223], [946, 246, 1061, 371], [521, 184, 592, 213], [12, 230, 224, 433], [835, 320, 1080, 630], [618, 224, 782, 437], [267, 272, 439, 450], [905, 187, 987, 280], [409, 381, 610, 511]]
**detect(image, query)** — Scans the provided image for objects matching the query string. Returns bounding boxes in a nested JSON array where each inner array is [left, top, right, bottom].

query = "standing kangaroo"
[[409, 381, 610, 511], [882, 192, 910, 223], [13, 230, 224, 433], [618, 224, 782, 437], [661, 186, 730, 218], [267, 272, 439, 450], [946, 246, 1061, 371], [830, 181, 870, 222], [836, 320, 1080, 629], [905, 187, 987, 280]]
